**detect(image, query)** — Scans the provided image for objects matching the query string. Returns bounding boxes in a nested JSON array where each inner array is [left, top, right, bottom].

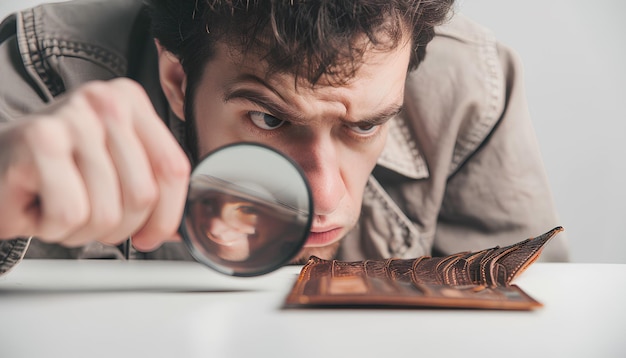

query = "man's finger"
[[26, 120, 89, 240], [122, 81, 190, 250]]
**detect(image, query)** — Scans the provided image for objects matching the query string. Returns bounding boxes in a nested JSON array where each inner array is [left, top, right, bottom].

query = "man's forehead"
[[207, 42, 409, 130], [215, 34, 410, 91]]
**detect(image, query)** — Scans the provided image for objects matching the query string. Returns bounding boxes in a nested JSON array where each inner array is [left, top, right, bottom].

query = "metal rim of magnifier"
[[179, 142, 314, 277]]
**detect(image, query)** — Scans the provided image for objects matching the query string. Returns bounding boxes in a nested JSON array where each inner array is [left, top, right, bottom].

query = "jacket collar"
[[377, 116, 429, 180]]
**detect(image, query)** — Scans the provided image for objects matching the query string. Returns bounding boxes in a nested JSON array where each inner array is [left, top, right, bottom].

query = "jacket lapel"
[[377, 116, 429, 180]]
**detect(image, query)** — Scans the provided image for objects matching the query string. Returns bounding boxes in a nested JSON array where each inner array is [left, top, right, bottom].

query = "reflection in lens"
[[198, 198, 256, 262], [186, 176, 309, 274], [180, 143, 312, 276]]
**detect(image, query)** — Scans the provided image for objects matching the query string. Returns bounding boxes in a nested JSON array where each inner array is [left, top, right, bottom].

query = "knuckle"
[[111, 78, 151, 108], [73, 82, 111, 111], [77, 81, 130, 126], [126, 179, 159, 210], [24, 120, 72, 156], [45, 206, 89, 239], [112, 77, 143, 93], [80, 80, 108, 93], [49, 86, 109, 143], [154, 150, 191, 181], [90, 206, 123, 232]]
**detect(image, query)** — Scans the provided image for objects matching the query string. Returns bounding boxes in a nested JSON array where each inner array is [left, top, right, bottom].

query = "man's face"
[[180, 38, 411, 262]]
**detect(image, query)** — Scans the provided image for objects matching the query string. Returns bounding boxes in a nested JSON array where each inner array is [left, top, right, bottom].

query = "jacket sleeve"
[[434, 41, 569, 262], [0, 14, 48, 275]]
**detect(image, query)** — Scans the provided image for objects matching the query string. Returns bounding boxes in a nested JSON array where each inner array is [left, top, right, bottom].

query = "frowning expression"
[[164, 35, 412, 261]]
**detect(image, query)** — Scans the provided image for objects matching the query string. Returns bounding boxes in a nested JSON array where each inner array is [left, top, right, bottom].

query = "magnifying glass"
[[178, 142, 313, 276]]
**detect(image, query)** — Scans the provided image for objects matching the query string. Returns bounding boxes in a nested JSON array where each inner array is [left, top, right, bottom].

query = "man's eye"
[[348, 123, 379, 135], [248, 111, 285, 130]]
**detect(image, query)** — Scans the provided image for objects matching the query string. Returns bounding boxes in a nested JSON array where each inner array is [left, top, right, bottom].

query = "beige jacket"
[[0, 0, 568, 275]]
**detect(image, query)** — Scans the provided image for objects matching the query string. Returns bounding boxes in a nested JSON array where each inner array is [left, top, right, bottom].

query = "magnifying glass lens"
[[179, 143, 312, 276]]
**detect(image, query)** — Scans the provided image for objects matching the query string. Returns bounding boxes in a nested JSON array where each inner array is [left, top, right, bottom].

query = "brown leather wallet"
[[285, 226, 563, 310]]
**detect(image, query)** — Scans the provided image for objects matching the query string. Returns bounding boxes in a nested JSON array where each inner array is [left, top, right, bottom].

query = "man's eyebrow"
[[348, 103, 404, 127], [222, 75, 306, 123], [222, 74, 403, 126], [224, 88, 306, 123]]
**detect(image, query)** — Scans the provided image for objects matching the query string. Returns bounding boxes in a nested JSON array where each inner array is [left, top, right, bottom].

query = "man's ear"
[[155, 39, 187, 121]]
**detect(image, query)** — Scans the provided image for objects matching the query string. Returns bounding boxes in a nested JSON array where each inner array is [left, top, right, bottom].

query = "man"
[[0, 0, 568, 275]]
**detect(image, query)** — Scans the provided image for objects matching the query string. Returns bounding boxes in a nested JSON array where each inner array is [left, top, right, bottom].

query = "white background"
[[458, 0, 626, 263], [2, 0, 625, 263]]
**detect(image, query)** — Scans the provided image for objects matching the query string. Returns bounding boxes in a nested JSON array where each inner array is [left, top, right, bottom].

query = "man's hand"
[[0, 78, 190, 251]]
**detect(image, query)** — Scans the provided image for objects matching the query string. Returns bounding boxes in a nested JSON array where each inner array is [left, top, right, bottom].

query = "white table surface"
[[0, 260, 624, 358]]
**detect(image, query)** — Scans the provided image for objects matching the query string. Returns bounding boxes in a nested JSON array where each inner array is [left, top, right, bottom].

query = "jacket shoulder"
[[13, 0, 147, 98], [402, 13, 510, 176]]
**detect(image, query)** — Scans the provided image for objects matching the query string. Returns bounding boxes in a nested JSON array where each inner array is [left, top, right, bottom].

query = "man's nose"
[[291, 140, 345, 216]]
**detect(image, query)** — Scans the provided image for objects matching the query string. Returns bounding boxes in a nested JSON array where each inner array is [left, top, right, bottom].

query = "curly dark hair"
[[147, 0, 454, 85]]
